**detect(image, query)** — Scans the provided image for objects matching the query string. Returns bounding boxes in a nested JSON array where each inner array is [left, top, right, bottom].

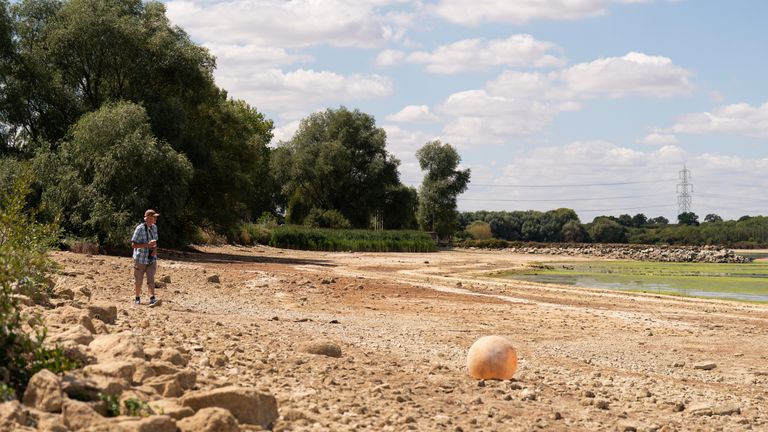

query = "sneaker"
[[148, 296, 158, 307], [134, 297, 141, 305]]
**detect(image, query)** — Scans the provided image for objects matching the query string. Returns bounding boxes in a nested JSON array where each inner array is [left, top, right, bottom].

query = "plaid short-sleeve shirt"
[[131, 222, 158, 264]]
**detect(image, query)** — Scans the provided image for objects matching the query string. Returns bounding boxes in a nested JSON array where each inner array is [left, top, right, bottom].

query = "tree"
[[273, 107, 401, 228], [466, 221, 492, 240], [416, 140, 470, 241], [677, 212, 699, 226], [704, 213, 723, 223], [561, 220, 587, 243], [631, 213, 648, 227], [383, 184, 418, 230], [588, 217, 627, 243], [649, 216, 669, 225], [36, 101, 192, 245], [617, 214, 633, 227], [6, 0, 216, 149]]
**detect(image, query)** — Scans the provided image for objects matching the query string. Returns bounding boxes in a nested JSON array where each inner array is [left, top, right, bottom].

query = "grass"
[[494, 260, 768, 302], [269, 226, 437, 252]]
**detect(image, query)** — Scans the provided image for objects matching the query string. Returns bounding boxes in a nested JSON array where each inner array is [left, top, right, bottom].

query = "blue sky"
[[165, 0, 768, 221]]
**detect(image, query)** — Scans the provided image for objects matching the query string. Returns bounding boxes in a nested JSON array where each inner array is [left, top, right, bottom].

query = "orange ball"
[[466, 335, 518, 380]]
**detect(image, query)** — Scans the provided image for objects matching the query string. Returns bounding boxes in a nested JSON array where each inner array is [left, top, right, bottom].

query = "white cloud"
[[667, 101, 768, 137], [375, 49, 407, 67], [382, 125, 439, 182], [166, 0, 398, 48], [386, 105, 440, 123], [438, 90, 562, 144], [390, 35, 565, 74], [431, 0, 611, 25], [271, 120, 302, 144], [437, 52, 693, 145], [216, 68, 393, 112], [204, 43, 311, 72], [556, 52, 694, 98], [637, 132, 679, 145]]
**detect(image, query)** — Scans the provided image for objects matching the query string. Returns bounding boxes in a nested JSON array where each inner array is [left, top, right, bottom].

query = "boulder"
[[0, 400, 28, 427], [84, 360, 137, 383], [46, 306, 96, 334], [22, 369, 63, 413], [147, 399, 194, 420], [61, 398, 106, 430], [47, 324, 94, 346], [177, 407, 239, 432], [89, 332, 144, 362], [180, 386, 278, 428], [144, 348, 187, 367], [87, 303, 118, 324], [466, 335, 518, 380], [62, 373, 126, 401], [297, 340, 342, 358]]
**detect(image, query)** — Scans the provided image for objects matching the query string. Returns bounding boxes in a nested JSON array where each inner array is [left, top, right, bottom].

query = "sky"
[[164, 0, 768, 222]]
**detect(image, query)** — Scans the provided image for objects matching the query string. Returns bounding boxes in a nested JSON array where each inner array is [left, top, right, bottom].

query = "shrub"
[[466, 221, 492, 240], [269, 226, 436, 252], [1, 168, 80, 396], [305, 208, 351, 229]]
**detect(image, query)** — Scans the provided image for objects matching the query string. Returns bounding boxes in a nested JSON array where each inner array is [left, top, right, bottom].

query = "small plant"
[[99, 393, 120, 417], [124, 398, 150, 417], [0, 383, 16, 402]]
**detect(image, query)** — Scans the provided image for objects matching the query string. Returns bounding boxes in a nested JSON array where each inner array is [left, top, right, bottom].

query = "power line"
[[459, 193, 666, 202], [404, 179, 677, 188], [677, 165, 693, 215]]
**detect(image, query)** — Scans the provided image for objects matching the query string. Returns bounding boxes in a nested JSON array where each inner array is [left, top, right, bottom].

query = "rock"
[[87, 303, 118, 324], [89, 332, 145, 362], [144, 375, 184, 398], [145, 348, 187, 367], [693, 361, 717, 370], [35, 412, 69, 432], [148, 361, 181, 377], [88, 415, 176, 432], [0, 400, 29, 427], [46, 306, 96, 333], [47, 325, 94, 346], [207, 275, 220, 283], [160, 275, 172, 283], [56, 340, 97, 365], [180, 386, 278, 428], [520, 388, 537, 401], [712, 403, 741, 416], [177, 407, 239, 432], [688, 402, 714, 416], [298, 340, 342, 358], [616, 420, 641, 431], [148, 399, 195, 420], [61, 398, 106, 430], [84, 360, 137, 383], [595, 399, 610, 410], [209, 354, 228, 367], [62, 372, 126, 401], [22, 369, 63, 413], [118, 415, 176, 432], [466, 335, 518, 380]]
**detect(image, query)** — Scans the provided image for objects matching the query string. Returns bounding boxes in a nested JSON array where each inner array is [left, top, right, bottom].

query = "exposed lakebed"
[[496, 260, 768, 302]]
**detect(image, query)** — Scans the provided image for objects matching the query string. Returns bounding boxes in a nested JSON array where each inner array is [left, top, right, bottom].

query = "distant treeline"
[[458, 210, 768, 248]]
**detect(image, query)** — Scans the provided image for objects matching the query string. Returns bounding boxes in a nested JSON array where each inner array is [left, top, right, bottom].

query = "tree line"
[[0, 0, 470, 247], [458, 211, 768, 248]]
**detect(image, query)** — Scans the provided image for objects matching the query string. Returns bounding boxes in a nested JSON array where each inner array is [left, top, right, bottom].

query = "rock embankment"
[[491, 244, 750, 263], [1, 284, 279, 432]]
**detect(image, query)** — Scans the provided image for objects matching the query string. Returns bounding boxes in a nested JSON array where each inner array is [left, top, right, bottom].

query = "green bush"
[[305, 208, 352, 229], [269, 226, 436, 252], [0, 168, 80, 396]]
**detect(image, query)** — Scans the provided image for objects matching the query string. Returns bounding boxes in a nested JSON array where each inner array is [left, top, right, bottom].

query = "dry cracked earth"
[[41, 245, 768, 431]]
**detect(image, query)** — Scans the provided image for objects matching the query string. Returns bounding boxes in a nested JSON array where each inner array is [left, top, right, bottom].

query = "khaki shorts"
[[134, 261, 157, 288]]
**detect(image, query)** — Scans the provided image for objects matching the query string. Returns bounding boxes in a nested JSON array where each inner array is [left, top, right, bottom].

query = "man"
[[131, 209, 160, 306]]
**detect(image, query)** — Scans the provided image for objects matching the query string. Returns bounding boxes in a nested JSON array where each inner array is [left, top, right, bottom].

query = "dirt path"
[[52, 245, 768, 431]]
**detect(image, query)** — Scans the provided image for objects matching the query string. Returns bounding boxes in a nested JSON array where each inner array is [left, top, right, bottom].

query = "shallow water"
[[498, 261, 768, 302]]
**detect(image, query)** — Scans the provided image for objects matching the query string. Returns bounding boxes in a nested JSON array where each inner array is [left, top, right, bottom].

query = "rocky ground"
[[3, 245, 768, 431]]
